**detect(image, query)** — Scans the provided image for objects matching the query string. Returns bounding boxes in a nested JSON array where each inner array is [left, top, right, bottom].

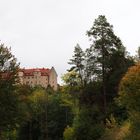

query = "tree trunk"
[[0, 129, 2, 140], [102, 43, 107, 114], [29, 121, 32, 140], [44, 93, 48, 140]]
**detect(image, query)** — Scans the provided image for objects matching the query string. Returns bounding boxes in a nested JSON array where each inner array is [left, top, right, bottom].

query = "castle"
[[18, 67, 58, 90]]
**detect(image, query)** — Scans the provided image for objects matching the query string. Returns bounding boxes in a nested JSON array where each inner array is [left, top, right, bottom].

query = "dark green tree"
[[17, 87, 48, 140], [66, 106, 104, 140], [68, 44, 85, 86], [0, 44, 20, 138], [138, 47, 140, 60], [84, 47, 97, 83], [65, 15, 135, 140], [47, 93, 74, 140], [87, 15, 134, 112], [135, 46, 140, 62], [18, 88, 74, 140]]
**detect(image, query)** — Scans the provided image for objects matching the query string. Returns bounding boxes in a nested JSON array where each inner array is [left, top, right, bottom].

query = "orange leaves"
[[118, 62, 140, 111]]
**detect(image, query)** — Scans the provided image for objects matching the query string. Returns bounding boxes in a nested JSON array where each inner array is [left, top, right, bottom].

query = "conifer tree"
[[87, 15, 131, 112], [84, 47, 96, 83], [68, 44, 85, 86]]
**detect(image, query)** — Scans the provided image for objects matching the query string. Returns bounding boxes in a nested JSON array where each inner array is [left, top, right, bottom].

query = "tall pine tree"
[[87, 15, 133, 112]]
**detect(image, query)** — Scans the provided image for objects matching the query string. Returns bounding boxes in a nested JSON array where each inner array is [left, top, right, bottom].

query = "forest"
[[0, 15, 140, 140]]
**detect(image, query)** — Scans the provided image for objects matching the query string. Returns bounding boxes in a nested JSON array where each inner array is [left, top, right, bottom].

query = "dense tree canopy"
[[87, 15, 134, 110], [118, 63, 140, 112], [118, 63, 140, 139], [0, 44, 20, 133], [66, 15, 135, 140], [0, 15, 138, 140]]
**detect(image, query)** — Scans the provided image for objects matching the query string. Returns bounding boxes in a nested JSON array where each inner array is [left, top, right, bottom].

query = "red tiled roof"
[[0, 72, 13, 80], [19, 68, 50, 76]]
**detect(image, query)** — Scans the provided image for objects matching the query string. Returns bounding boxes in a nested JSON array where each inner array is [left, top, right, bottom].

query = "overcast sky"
[[0, 0, 140, 83]]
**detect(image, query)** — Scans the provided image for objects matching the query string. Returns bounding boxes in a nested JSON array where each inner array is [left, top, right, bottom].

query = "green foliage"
[[84, 47, 96, 83], [79, 81, 102, 106], [62, 70, 80, 86], [17, 87, 74, 140], [100, 121, 130, 140], [17, 87, 46, 140], [124, 112, 140, 140], [1, 129, 18, 140], [134, 46, 140, 62], [105, 114, 117, 129], [68, 44, 85, 86], [87, 15, 134, 106], [47, 92, 74, 140], [0, 15, 137, 140], [71, 107, 105, 140], [29, 88, 47, 115], [87, 15, 126, 80], [0, 44, 20, 136], [65, 15, 135, 140], [63, 126, 75, 140], [107, 102, 128, 124], [61, 71, 82, 101]]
